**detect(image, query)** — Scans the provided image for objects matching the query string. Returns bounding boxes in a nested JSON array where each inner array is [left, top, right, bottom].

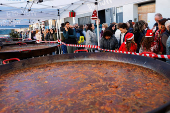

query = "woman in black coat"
[[133, 20, 146, 53]]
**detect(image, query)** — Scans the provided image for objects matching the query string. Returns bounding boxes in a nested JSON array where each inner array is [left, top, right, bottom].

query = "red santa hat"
[[91, 10, 98, 20], [125, 33, 134, 41], [145, 30, 154, 37]]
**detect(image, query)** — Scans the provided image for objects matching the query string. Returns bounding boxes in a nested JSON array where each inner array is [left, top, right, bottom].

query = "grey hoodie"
[[86, 30, 97, 45]]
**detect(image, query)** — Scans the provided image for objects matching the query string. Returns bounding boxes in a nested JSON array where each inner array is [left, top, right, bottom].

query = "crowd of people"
[[29, 28, 58, 42], [59, 13, 170, 61], [0, 13, 170, 62], [17, 28, 58, 43]]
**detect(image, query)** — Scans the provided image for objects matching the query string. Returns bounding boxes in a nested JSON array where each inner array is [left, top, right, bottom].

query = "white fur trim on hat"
[[145, 36, 153, 37], [126, 35, 134, 41]]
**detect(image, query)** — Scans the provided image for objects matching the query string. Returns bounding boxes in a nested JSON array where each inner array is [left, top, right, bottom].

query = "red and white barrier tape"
[[12, 38, 22, 40], [36, 40, 59, 43], [57, 40, 170, 59]]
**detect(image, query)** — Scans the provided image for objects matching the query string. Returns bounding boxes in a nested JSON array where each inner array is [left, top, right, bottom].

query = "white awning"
[[0, 0, 151, 25]]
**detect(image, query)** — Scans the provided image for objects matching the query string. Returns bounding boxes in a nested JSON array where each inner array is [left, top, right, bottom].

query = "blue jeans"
[[166, 36, 170, 63], [61, 44, 68, 54]]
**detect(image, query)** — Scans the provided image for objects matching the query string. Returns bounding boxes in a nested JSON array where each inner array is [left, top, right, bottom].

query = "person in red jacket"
[[119, 33, 137, 52]]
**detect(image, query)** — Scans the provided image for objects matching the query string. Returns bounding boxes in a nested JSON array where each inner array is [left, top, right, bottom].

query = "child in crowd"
[[119, 33, 137, 52], [139, 30, 157, 53]]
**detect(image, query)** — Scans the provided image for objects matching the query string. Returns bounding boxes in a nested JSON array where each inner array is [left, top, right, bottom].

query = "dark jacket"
[[50, 33, 54, 41], [0, 41, 3, 47], [127, 28, 134, 33], [31, 32, 34, 40], [153, 22, 159, 33], [161, 30, 170, 54], [134, 30, 146, 53], [42, 33, 44, 41], [60, 27, 65, 32], [100, 36, 118, 50], [107, 24, 117, 35], [63, 28, 77, 44], [45, 32, 50, 41], [76, 28, 85, 40]]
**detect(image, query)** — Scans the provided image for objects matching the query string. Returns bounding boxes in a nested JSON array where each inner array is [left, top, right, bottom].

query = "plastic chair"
[[3, 58, 20, 64], [74, 49, 88, 53]]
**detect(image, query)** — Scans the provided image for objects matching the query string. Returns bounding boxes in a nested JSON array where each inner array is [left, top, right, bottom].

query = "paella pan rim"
[[0, 52, 170, 78], [0, 43, 59, 53], [0, 52, 170, 113]]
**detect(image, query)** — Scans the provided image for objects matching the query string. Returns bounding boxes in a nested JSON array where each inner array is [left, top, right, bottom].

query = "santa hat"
[[125, 33, 134, 41], [145, 30, 154, 37], [132, 22, 135, 25], [91, 10, 98, 20]]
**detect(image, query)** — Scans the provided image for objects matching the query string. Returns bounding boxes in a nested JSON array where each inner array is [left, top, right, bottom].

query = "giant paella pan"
[[0, 43, 59, 60], [0, 53, 169, 113], [2, 40, 36, 46]]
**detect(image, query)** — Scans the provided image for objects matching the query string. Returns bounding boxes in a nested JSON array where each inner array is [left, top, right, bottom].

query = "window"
[[116, 6, 123, 13], [78, 16, 91, 25]]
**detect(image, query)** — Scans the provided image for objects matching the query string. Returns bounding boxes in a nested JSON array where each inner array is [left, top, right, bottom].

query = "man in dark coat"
[[63, 21, 77, 53]]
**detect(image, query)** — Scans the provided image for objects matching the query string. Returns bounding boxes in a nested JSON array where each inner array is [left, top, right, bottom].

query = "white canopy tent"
[[0, 0, 151, 47], [0, 0, 151, 25]]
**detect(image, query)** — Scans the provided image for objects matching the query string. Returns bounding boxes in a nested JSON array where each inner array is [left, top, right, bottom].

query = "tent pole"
[[58, 9, 62, 54], [95, 0, 100, 50], [56, 19, 59, 40]]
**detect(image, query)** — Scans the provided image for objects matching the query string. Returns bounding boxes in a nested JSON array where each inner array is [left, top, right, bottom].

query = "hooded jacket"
[[100, 36, 118, 50], [86, 30, 97, 45], [107, 24, 117, 35]]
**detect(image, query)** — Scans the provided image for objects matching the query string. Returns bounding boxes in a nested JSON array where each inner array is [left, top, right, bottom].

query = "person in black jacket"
[[161, 20, 170, 54], [133, 20, 146, 53], [100, 30, 118, 50], [60, 23, 68, 54], [63, 21, 77, 53], [45, 29, 50, 41], [31, 30, 34, 40]]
